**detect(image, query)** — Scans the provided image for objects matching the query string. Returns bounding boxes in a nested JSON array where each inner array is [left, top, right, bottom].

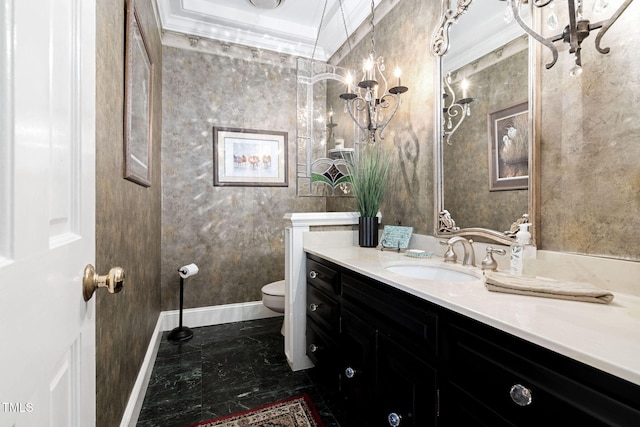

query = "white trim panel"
[[0, 0, 14, 265], [161, 301, 281, 331]]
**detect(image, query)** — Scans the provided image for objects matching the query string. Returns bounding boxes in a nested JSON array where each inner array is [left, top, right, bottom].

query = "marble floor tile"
[[136, 317, 340, 427]]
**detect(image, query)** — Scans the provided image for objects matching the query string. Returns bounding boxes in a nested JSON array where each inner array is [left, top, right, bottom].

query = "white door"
[[0, 0, 97, 426]]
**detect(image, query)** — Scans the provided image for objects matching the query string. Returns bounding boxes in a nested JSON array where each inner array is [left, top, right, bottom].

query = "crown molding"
[[156, 0, 399, 61]]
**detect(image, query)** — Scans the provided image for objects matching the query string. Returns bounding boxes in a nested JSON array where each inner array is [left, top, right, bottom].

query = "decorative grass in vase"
[[343, 144, 392, 247]]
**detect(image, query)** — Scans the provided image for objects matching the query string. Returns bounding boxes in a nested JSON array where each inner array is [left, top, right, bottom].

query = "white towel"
[[484, 272, 614, 304]]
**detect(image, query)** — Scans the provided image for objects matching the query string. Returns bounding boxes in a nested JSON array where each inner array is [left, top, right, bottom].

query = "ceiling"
[[155, 0, 392, 61], [445, 2, 526, 72]]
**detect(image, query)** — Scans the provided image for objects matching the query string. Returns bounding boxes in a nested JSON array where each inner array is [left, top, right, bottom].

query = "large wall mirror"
[[432, 0, 538, 245]]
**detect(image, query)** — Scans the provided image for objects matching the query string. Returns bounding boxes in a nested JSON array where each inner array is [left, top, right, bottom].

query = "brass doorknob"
[[83, 264, 125, 301]]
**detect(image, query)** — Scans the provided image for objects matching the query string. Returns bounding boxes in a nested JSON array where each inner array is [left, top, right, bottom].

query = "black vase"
[[359, 216, 379, 248]]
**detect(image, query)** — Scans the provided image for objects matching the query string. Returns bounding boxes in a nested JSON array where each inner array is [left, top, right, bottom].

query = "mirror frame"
[[431, 0, 540, 246]]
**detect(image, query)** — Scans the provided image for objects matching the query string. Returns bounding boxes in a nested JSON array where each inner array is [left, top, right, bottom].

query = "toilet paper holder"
[[168, 263, 198, 341], [178, 263, 199, 279]]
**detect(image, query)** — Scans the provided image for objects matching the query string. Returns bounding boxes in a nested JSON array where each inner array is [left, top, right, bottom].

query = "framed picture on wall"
[[123, 0, 153, 187], [213, 127, 288, 187], [488, 101, 528, 191]]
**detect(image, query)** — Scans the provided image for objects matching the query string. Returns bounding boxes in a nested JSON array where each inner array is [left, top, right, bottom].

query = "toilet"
[[261, 280, 285, 335]]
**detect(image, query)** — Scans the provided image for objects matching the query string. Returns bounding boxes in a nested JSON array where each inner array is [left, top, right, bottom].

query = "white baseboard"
[[161, 301, 282, 331], [121, 301, 282, 427], [120, 315, 163, 427]]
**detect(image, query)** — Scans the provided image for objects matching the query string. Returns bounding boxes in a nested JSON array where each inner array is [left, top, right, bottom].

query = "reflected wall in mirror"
[[296, 58, 360, 197], [433, 0, 537, 245]]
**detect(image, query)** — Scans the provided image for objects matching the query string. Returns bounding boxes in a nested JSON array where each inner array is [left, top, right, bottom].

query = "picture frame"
[[488, 101, 529, 191], [123, 1, 153, 187], [213, 127, 288, 187]]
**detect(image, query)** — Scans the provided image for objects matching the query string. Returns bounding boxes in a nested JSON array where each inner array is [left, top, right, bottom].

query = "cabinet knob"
[[510, 384, 533, 406], [308, 344, 320, 353], [345, 367, 356, 379], [387, 412, 402, 426], [309, 303, 321, 312], [309, 270, 318, 279]]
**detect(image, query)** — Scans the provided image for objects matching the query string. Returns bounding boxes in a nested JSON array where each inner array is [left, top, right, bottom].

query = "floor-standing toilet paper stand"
[[168, 271, 193, 341]]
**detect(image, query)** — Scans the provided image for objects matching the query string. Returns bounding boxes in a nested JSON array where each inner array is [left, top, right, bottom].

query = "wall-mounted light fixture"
[[339, 0, 408, 144], [443, 72, 476, 145], [501, 0, 634, 76], [326, 106, 337, 146]]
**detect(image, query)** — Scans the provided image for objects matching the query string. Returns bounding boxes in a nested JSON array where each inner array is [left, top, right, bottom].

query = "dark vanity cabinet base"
[[341, 270, 439, 426], [305, 257, 341, 386], [375, 332, 438, 426], [442, 317, 640, 427], [305, 253, 640, 426]]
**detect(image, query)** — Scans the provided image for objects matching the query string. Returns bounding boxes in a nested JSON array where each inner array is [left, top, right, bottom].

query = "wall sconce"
[[326, 106, 337, 146], [443, 72, 476, 145], [501, 0, 635, 75]]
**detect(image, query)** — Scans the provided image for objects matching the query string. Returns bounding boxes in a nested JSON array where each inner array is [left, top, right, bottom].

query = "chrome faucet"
[[481, 246, 507, 271], [440, 237, 476, 266]]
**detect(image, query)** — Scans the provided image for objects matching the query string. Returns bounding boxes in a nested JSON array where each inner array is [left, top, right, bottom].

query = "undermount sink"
[[385, 265, 478, 282]]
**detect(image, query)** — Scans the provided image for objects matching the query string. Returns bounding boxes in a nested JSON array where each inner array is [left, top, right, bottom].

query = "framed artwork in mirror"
[[488, 101, 528, 191], [124, 1, 153, 187], [213, 127, 288, 187]]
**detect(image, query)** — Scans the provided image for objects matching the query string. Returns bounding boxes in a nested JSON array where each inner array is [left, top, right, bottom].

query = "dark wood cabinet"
[[305, 253, 640, 426], [375, 332, 438, 426], [339, 308, 377, 426], [305, 256, 341, 382], [306, 254, 440, 426], [442, 316, 640, 427]]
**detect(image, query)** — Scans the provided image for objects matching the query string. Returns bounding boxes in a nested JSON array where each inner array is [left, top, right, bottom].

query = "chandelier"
[[339, 0, 408, 144], [501, 0, 635, 76]]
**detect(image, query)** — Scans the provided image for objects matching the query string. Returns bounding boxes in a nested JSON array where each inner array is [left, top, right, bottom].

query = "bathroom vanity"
[[304, 247, 640, 426]]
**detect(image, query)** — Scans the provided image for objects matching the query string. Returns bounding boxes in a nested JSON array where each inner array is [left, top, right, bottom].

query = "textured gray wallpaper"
[[161, 46, 325, 311], [538, 5, 640, 259], [95, 0, 163, 426]]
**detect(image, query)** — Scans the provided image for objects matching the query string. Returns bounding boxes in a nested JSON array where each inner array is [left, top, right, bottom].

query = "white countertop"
[[304, 243, 640, 386]]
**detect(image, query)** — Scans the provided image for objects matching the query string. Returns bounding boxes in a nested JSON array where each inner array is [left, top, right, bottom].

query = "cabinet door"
[[307, 256, 340, 294], [375, 333, 439, 427], [443, 321, 640, 426], [307, 283, 340, 334], [443, 383, 514, 427], [340, 309, 377, 426], [306, 319, 339, 375]]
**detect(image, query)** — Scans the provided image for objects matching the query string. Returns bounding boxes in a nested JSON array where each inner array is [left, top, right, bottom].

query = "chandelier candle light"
[[340, 0, 408, 144]]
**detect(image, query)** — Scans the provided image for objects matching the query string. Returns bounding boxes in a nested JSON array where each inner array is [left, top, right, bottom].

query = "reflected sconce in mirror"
[[326, 107, 337, 146], [500, 0, 634, 75], [442, 72, 476, 145], [339, 0, 408, 144]]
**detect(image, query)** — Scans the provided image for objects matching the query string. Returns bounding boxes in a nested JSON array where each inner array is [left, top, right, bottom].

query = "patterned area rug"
[[186, 395, 325, 427]]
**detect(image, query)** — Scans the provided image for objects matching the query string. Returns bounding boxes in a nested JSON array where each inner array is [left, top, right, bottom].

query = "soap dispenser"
[[510, 223, 536, 278]]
